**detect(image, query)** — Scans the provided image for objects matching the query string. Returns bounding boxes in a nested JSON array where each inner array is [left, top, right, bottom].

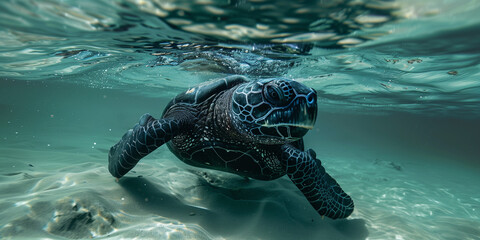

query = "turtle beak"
[[286, 90, 317, 139], [293, 89, 317, 129], [262, 89, 317, 131]]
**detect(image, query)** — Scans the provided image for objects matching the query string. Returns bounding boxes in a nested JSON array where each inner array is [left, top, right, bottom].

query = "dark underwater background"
[[0, 0, 479, 239]]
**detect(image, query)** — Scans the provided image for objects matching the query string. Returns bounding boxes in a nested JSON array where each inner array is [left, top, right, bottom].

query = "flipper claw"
[[139, 113, 154, 126]]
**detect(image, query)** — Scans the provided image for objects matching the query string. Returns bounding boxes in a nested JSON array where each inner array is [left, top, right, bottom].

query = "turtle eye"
[[264, 84, 284, 104]]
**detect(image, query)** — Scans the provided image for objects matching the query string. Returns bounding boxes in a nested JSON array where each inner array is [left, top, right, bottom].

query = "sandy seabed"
[[0, 139, 478, 240]]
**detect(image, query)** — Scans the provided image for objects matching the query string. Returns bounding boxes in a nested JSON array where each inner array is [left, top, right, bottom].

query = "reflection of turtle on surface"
[[108, 75, 354, 219], [150, 43, 311, 76]]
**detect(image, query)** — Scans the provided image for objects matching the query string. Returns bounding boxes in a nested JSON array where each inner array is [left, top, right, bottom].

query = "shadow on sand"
[[118, 176, 368, 240]]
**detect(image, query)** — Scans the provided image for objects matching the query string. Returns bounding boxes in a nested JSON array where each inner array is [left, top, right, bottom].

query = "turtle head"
[[231, 78, 317, 144]]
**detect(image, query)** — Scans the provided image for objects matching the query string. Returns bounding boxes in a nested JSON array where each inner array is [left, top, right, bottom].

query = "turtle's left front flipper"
[[108, 113, 181, 178], [281, 144, 354, 219]]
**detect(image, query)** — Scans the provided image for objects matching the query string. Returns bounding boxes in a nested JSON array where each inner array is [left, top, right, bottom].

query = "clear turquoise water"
[[1, 0, 479, 239]]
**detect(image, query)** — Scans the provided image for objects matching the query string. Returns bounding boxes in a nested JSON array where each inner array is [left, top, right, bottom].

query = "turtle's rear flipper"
[[108, 114, 181, 178], [281, 145, 354, 219]]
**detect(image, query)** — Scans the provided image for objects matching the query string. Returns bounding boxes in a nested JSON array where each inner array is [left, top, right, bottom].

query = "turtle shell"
[[162, 75, 248, 115]]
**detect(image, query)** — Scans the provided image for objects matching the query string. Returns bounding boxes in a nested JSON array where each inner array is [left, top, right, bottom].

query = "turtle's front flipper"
[[281, 144, 354, 219], [108, 114, 181, 178]]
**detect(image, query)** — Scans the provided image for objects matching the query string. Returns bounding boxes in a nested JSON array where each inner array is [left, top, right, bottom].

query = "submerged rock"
[[45, 196, 116, 239], [0, 193, 117, 239]]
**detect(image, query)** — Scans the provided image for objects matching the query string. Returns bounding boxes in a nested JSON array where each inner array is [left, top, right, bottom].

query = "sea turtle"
[[108, 75, 354, 219]]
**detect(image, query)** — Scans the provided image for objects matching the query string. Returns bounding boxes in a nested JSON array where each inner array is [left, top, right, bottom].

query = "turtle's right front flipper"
[[108, 113, 181, 178], [281, 144, 354, 219]]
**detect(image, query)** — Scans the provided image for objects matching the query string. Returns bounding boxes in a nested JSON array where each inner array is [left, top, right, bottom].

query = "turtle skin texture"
[[108, 75, 354, 219]]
